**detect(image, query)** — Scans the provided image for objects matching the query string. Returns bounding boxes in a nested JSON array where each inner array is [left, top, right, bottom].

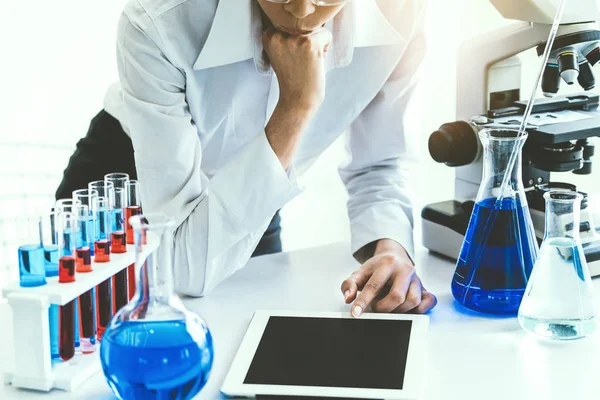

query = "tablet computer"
[[221, 310, 429, 399]]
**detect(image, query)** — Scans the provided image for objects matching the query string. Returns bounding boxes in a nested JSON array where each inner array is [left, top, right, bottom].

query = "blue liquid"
[[452, 198, 539, 314], [111, 209, 124, 232], [74, 298, 80, 348], [88, 218, 96, 256], [49, 305, 59, 359], [18, 244, 47, 287], [101, 321, 213, 400], [44, 245, 59, 278]]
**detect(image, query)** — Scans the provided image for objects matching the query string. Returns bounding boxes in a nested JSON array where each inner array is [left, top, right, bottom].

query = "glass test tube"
[[93, 197, 111, 262], [39, 209, 59, 278], [79, 288, 96, 354], [55, 198, 82, 214], [73, 204, 92, 273], [125, 180, 142, 299], [89, 181, 115, 246], [16, 215, 46, 287], [96, 277, 112, 341], [56, 212, 76, 361], [111, 188, 127, 254], [38, 208, 61, 360], [112, 190, 129, 314], [73, 189, 98, 256]]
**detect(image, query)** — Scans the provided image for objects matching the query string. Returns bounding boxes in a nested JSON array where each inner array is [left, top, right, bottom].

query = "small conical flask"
[[518, 191, 600, 340], [452, 128, 539, 314], [100, 213, 214, 399]]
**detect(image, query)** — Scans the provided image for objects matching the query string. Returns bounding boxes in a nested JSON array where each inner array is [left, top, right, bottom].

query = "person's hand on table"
[[341, 239, 437, 317]]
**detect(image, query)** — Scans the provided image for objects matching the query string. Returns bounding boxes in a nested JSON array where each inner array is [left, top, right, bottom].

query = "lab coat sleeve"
[[339, 6, 426, 264], [116, 6, 301, 296]]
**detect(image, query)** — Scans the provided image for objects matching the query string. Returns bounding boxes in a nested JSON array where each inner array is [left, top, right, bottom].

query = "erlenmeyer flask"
[[451, 128, 539, 314], [518, 191, 600, 340], [100, 213, 214, 399]]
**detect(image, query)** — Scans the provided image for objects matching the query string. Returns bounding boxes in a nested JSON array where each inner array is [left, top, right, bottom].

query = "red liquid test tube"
[[96, 278, 112, 341], [94, 239, 110, 263], [111, 231, 127, 254], [127, 263, 136, 300], [59, 300, 75, 361], [59, 256, 76, 283], [76, 247, 92, 272], [112, 270, 129, 313], [125, 206, 142, 245], [79, 289, 96, 354]]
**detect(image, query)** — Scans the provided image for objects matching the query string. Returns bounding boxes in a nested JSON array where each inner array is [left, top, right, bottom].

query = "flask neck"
[[544, 193, 582, 241], [133, 223, 176, 305], [481, 137, 524, 189]]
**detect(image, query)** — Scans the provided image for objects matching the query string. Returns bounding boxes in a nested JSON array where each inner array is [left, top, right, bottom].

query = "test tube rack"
[[1, 238, 158, 393]]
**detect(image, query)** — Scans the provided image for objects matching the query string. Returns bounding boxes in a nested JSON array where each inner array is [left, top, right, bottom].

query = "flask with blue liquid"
[[452, 128, 539, 314], [100, 213, 214, 399]]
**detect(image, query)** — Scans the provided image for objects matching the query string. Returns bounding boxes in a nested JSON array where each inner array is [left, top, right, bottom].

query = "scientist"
[[56, 0, 437, 316]]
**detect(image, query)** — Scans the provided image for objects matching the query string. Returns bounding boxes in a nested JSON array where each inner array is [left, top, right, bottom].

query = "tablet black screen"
[[243, 316, 412, 390]]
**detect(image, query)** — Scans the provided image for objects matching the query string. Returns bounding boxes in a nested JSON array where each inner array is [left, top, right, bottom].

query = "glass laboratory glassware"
[[56, 212, 76, 361], [39, 209, 59, 278], [73, 204, 92, 273], [125, 180, 143, 299], [93, 196, 111, 263], [451, 128, 539, 314], [100, 214, 214, 399], [518, 191, 600, 340], [73, 189, 98, 256], [55, 198, 82, 214], [16, 215, 46, 287]]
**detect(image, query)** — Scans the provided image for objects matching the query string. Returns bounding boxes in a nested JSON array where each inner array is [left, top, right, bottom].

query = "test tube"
[[111, 188, 127, 254], [93, 196, 111, 263], [57, 212, 76, 284], [105, 172, 129, 190], [38, 209, 59, 278], [125, 181, 142, 299], [16, 215, 46, 287], [96, 277, 112, 341], [73, 204, 92, 273], [55, 198, 82, 214], [73, 189, 98, 256], [89, 181, 115, 245], [79, 288, 96, 354], [56, 212, 76, 361]]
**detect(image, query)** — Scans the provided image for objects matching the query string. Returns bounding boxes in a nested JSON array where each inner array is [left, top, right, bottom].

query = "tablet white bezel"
[[221, 310, 429, 400]]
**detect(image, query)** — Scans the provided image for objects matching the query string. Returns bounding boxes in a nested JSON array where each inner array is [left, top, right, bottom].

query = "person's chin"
[[277, 25, 317, 35]]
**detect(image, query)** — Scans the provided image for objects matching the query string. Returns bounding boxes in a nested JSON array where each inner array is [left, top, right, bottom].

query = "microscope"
[[422, 0, 600, 276]]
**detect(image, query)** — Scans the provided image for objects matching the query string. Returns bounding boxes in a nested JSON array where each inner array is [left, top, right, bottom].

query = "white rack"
[[1, 238, 158, 392]]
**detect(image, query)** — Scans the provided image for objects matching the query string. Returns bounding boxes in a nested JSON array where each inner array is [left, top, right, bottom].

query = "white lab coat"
[[104, 0, 427, 296]]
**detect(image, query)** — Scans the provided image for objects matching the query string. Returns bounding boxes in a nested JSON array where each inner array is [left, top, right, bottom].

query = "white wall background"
[[0, 1, 599, 289]]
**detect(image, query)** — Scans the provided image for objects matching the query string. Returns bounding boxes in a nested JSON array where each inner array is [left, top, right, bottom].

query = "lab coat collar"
[[193, 0, 405, 71]]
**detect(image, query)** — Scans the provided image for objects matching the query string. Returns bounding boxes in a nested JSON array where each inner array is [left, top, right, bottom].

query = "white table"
[[1, 242, 600, 400]]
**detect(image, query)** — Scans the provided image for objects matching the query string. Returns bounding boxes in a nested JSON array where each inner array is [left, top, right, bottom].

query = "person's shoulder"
[[122, 0, 217, 24]]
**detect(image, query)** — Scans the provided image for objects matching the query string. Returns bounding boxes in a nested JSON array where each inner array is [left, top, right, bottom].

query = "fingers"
[[341, 268, 371, 304], [351, 265, 395, 318], [374, 274, 419, 313], [410, 289, 438, 314]]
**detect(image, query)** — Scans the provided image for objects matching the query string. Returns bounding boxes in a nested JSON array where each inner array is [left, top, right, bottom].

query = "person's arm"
[[117, 4, 329, 296], [339, 3, 437, 315]]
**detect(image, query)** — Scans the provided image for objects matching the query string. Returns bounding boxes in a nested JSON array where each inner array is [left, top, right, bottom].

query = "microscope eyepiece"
[[429, 121, 478, 167], [558, 51, 580, 85]]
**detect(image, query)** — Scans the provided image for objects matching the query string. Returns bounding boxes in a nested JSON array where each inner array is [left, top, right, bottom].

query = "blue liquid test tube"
[[73, 189, 98, 256]]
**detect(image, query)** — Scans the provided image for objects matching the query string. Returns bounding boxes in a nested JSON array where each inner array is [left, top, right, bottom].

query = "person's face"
[[257, 0, 345, 35]]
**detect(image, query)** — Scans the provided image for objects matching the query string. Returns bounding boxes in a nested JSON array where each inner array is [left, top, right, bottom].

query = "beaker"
[[518, 191, 600, 340], [451, 128, 539, 314], [100, 213, 214, 399]]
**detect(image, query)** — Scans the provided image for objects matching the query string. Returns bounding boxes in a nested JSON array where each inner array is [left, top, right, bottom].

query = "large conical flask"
[[451, 128, 539, 314], [100, 213, 214, 399], [518, 191, 600, 340]]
